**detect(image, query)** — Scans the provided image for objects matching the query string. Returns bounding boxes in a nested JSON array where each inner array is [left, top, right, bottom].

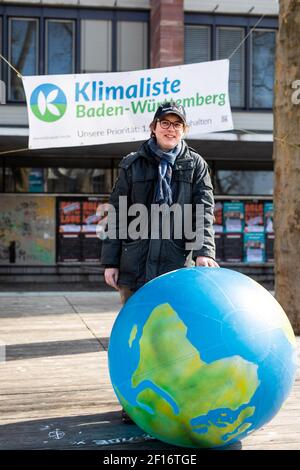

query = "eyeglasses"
[[157, 119, 184, 131]]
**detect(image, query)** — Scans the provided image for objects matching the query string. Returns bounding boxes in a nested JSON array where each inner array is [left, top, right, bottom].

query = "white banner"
[[23, 60, 233, 150]]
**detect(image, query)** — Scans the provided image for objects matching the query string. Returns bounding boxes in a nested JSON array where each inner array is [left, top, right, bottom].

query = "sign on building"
[[23, 60, 233, 149]]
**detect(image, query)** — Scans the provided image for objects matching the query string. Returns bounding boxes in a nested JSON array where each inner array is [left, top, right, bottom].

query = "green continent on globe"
[[129, 324, 138, 348], [116, 303, 260, 448]]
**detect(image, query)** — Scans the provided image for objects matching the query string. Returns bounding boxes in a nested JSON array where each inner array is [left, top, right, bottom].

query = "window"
[[184, 25, 210, 64], [216, 27, 245, 108], [46, 20, 75, 74], [184, 25, 246, 108], [215, 170, 274, 196], [184, 15, 277, 110], [2, 7, 149, 101], [251, 30, 276, 108], [117, 21, 148, 71], [47, 168, 112, 194], [2, 166, 113, 194], [81, 20, 112, 73], [8, 18, 38, 101], [4, 167, 43, 192]]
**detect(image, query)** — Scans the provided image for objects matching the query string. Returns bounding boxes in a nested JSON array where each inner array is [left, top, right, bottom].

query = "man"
[[101, 101, 218, 420]]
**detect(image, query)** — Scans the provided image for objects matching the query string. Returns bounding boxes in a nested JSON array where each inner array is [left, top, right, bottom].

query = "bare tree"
[[273, 0, 300, 333]]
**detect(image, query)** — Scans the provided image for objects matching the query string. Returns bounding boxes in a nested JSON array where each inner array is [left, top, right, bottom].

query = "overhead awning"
[[0, 128, 273, 162]]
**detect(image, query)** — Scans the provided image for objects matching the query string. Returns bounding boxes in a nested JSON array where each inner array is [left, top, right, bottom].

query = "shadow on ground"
[[0, 411, 242, 451], [6, 337, 108, 360], [0, 283, 110, 292]]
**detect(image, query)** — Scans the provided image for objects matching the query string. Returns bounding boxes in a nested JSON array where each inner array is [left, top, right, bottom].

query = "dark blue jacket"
[[101, 140, 215, 289]]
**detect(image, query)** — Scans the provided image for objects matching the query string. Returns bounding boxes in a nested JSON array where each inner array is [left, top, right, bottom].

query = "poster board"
[[244, 233, 265, 263], [57, 197, 103, 262], [223, 202, 244, 233], [264, 202, 274, 233], [0, 195, 55, 265], [266, 233, 275, 262], [213, 201, 224, 233], [244, 201, 264, 232], [224, 233, 243, 262]]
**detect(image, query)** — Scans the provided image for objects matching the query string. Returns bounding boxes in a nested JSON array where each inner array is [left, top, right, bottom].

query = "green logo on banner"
[[30, 84, 67, 122]]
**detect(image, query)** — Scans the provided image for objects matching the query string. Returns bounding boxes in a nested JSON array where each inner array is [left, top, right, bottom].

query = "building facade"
[[0, 0, 278, 287]]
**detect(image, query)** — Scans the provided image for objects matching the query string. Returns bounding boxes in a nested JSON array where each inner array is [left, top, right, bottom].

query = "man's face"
[[153, 113, 185, 151]]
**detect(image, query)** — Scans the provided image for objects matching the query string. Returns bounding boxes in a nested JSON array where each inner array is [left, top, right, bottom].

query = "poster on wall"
[[82, 234, 102, 262], [28, 169, 44, 192], [57, 197, 104, 262], [59, 234, 81, 262], [244, 233, 265, 263], [0, 195, 56, 265], [82, 199, 101, 232], [82, 198, 103, 262], [266, 233, 275, 262], [223, 202, 244, 233], [244, 201, 264, 232], [213, 201, 223, 233], [264, 202, 274, 233], [223, 233, 243, 262], [58, 201, 81, 232], [214, 233, 224, 262]]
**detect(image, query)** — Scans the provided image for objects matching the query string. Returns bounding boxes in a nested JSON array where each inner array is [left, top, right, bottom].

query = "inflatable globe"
[[108, 268, 297, 448]]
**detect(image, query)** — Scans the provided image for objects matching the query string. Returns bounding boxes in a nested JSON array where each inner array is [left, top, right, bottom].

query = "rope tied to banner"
[[227, 14, 266, 60], [0, 53, 23, 79], [0, 147, 29, 156], [0, 54, 26, 155]]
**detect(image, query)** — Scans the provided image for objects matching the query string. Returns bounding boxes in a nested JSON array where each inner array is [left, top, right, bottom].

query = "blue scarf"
[[148, 138, 182, 205]]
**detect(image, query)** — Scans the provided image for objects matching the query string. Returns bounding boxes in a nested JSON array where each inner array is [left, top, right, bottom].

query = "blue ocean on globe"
[[108, 267, 297, 448]]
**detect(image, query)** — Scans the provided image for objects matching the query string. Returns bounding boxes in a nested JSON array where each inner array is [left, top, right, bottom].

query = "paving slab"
[[0, 291, 299, 451]]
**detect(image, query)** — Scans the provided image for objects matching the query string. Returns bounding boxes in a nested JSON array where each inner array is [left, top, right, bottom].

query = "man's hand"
[[195, 256, 219, 268], [104, 268, 120, 290]]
